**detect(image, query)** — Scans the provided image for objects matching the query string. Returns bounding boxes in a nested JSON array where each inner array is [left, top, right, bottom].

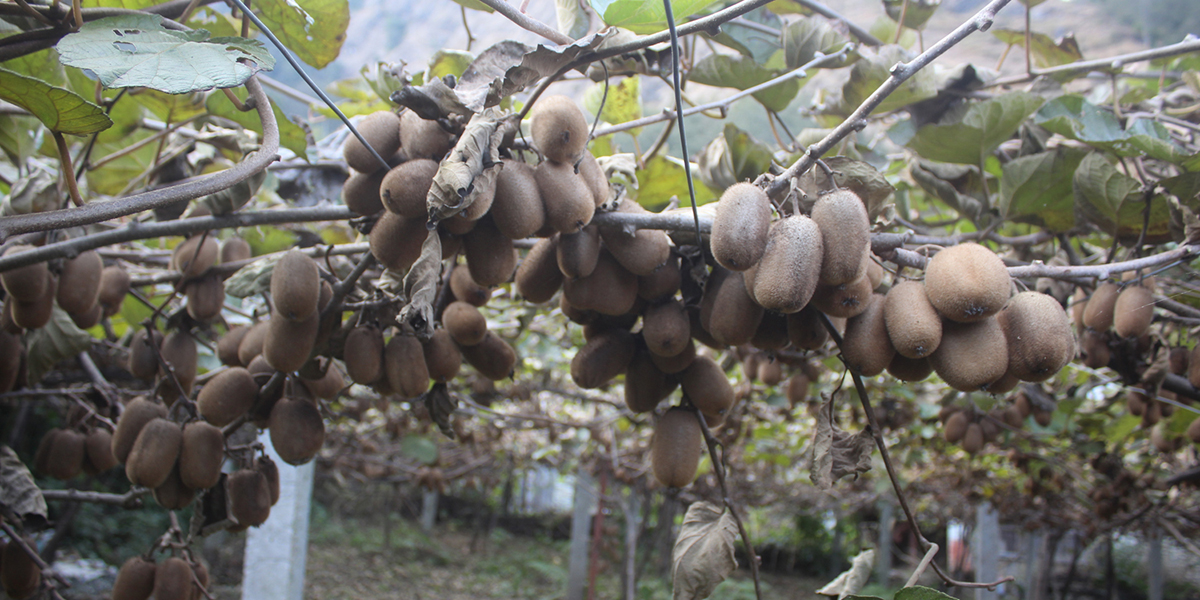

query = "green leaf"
[[697, 123, 774, 192], [765, 0, 812, 15], [0, 68, 112, 135], [25, 306, 95, 384], [185, 6, 242, 38], [895, 585, 962, 600], [689, 53, 801, 112], [555, 0, 590, 40], [0, 35, 66, 87], [782, 17, 853, 70], [584, 76, 642, 130], [590, 0, 722, 34], [207, 88, 310, 158], [399, 435, 439, 465], [882, 0, 940, 30], [1035, 96, 1190, 163], [992, 29, 1084, 74], [1161, 171, 1200, 210], [632, 154, 717, 211], [1104, 413, 1140, 443], [84, 131, 156, 195], [92, 0, 162, 7], [1072, 152, 1173, 243], [825, 45, 936, 116], [999, 148, 1084, 231], [255, 0, 349, 69], [908, 91, 1044, 164], [450, 0, 495, 12], [56, 14, 274, 93], [428, 50, 475, 80], [868, 16, 917, 49], [0, 116, 43, 164], [318, 77, 391, 118], [1166, 407, 1198, 438], [360, 62, 408, 104], [708, 8, 783, 64], [131, 88, 208, 122]]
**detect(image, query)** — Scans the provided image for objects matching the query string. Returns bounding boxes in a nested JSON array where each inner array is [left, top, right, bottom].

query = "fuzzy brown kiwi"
[[256, 455, 281, 505], [650, 337, 696, 374], [1112, 285, 1154, 338], [0, 245, 47, 302], [785, 306, 829, 350], [924, 243, 1010, 323], [11, 272, 55, 329], [491, 159, 546, 238], [112, 556, 156, 600], [57, 249, 102, 315], [961, 423, 984, 454], [786, 373, 810, 406], [651, 407, 703, 488], [152, 463, 195, 510], [1190, 345, 1200, 389], [271, 250, 320, 322], [570, 328, 636, 389], [380, 158, 438, 218], [172, 235, 219, 282], [369, 211, 427, 272], [680, 355, 734, 419], [399, 110, 454, 160], [985, 369, 1020, 395], [1, 536, 40, 599], [710, 182, 771, 271], [563, 250, 638, 316], [0, 330, 18, 394], [98, 265, 131, 316], [218, 325, 250, 366], [459, 331, 517, 380], [45, 428, 85, 480], [185, 274, 224, 323], [600, 200, 672, 276], [423, 329, 462, 383], [343, 110, 401, 173], [301, 363, 345, 401], [557, 224, 601, 279], [809, 272, 873, 319], [443, 301, 488, 346], [698, 268, 762, 347], [159, 330, 198, 400], [929, 317, 1008, 392], [385, 333, 430, 398], [125, 418, 182, 488], [578, 151, 610, 206], [341, 168, 388, 216], [642, 299, 690, 357], [515, 236, 563, 304], [758, 358, 783, 386], [624, 347, 677, 413], [85, 428, 117, 472], [111, 397, 167, 463], [1079, 329, 1111, 369], [535, 159, 595, 234], [997, 291, 1074, 382], [883, 279, 941, 359], [220, 236, 252, 265], [638, 255, 681, 301], [463, 218, 518, 287], [71, 302, 103, 330], [446, 264, 489, 307], [811, 189, 870, 285], [1186, 416, 1200, 444], [1169, 346, 1189, 375], [841, 294, 894, 376], [237, 322, 269, 366], [228, 468, 272, 527], [746, 215, 823, 313], [887, 354, 933, 382], [178, 422, 224, 490], [128, 329, 163, 381], [263, 311, 318, 373], [944, 410, 970, 443], [750, 311, 789, 351], [530, 95, 588, 163], [33, 429, 57, 475], [268, 396, 326, 465], [343, 326, 384, 384]]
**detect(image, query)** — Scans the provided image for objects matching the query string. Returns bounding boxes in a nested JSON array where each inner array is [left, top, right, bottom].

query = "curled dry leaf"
[[427, 108, 514, 224], [0, 446, 47, 523], [671, 501, 738, 600], [817, 548, 875, 598], [423, 382, 458, 438], [397, 230, 442, 340], [810, 395, 875, 490]]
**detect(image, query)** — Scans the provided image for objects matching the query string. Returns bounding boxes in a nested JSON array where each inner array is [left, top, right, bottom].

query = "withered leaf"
[[397, 230, 442, 340], [817, 549, 875, 598], [811, 395, 875, 490], [0, 445, 47, 522], [423, 382, 458, 438], [427, 107, 513, 224], [672, 501, 738, 600]]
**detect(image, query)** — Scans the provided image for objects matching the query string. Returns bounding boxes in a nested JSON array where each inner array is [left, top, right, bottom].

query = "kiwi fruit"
[[342, 168, 388, 215], [343, 326, 385, 384], [443, 301, 488, 346], [570, 329, 636, 389], [271, 250, 320, 322], [1186, 416, 1200, 444], [191, 561, 210, 599], [810, 273, 874, 319], [883, 280, 941, 359], [924, 243, 1010, 322], [385, 333, 430, 398], [98, 265, 131, 316], [1079, 329, 1111, 369], [985, 369, 1020, 395], [416, 329, 460, 383], [624, 348, 677, 413], [557, 225, 601, 279], [535, 159, 595, 234], [343, 110, 401, 172], [178, 422, 224, 490], [785, 306, 829, 350], [997, 291, 1074, 382], [399, 110, 454, 160], [961, 423, 984, 454], [515, 236, 564, 303], [530, 95, 588, 163], [750, 311, 789, 351], [601, 200, 672, 276], [256, 455, 281, 505], [71, 302, 103, 330], [33, 430, 57, 475], [159, 330, 198, 398], [651, 407, 703, 488], [459, 331, 517, 380], [172, 235, 219, 281], [943, 410, 969, 443], [269, 397, 326, 465], [642, 299, 690, 357], [699, 268, 762, 347], [463, 218, 518, 286], [237, 322, 269, 367], [758, 358, 783, 385], [578, 151, 610, 206], [128, 329, 163, 381], [0, 330, 18, 394], [263, 311, 319, 373], [811, 190, 870, 285], [491, 159, 546, 238], [218, 325, 250, 366], [442, 213, 477, 235], [381, 158, 438, 218], [85, 428, 117, 472], [46, 428, 85, 480], [563, 251, 638, 316], [1169, 347, 1189, 375], [228, 468, 272, 527], [930, 317, 1009, 392], [710, 183, 771, 271], [745, 215, 823, 314], [680, 355, 734, 419], [111, 397, 168, 463], [112, 556, 156, 600], [154, 557, 195, 600], [887, 354, 933, 382], [11, 272, 56, 330], [841, 293, 894, 376], [650, 337, 696, 374], [301, 363, 345, 401], [786, 373, 810, 406], [153, 463, 196, 510], [185, 274, 224, 322], [1112, 285, 1154, 338], [448, 264, 490, 307], [220, 236, 253, 265], [369, 211, 427, 272], [1, 536, 40, 599], [866, 259, 884, 290], [1190, 345, 1200, 389], [125, 418, 183, 488], [638, 255, 681, 301], [742, 352, 763, 383], [57, 250, 102, 315], [0, 245, 47, 302]]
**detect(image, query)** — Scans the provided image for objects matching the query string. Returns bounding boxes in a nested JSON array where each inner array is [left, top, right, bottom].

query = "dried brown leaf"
[[811, 395, 874, 490], [397, 230, 442, 340], [672, 501, 738, 600], [427, 107, 513, 224], [817, 549, 875, 598], [0, 445, 46, 522]]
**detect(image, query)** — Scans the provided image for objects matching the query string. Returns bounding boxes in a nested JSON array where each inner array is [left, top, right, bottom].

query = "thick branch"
[[41, 488, 149, 508], [473, 0, 573, 45]]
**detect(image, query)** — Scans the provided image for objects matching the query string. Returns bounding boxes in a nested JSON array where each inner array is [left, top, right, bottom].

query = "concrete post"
[[972, 503, 1000, 600], [420, 490, 438, 532], [1148, 527, 1163, 600], [876, 500, 894, 586], [241, 431, 314, 600], [566, 471, 597, 600]]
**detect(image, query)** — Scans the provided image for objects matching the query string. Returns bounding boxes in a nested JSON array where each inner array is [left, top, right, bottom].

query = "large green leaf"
[[689, 53, 801, 112], [908, 92, 1044, 164], [255, 0, 349, 70], [590, 0, 722, 34], [584, 76, 642, 131], [824, 45, 936, 116], [56, 14, 274, 93], [0, 33, 66, 87], [0, 68, 111, 135], [1073, 152, 1172, 243], [26, 306, 95, 383], [0, 116, 43, 164], [708, 7, 783, 64], [85, 131, 157, 195], [427, 50, 475, 80], [999, 148, 1084, 231], [992, 29, 1085, 75], [132, 88, 208, 122], [1161, 171, 1200, 210], [895, 586, 962, 600], [207, 87, 310, 158], [1035, 96, 1190, 163], [632, 154, 717, 211], [783, 17, 853, 70], [882, 0, 940, 30], [697, 123, 774, 192]]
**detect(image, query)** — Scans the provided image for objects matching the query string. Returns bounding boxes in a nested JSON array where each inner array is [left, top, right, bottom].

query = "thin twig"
[[473, 0, 573, 45], [52, 132, 84, 207], [792, 0, 883, 46], [988, 38, 1200, 88], [905, 542, 940, 587], [0, 519, 71, 591]]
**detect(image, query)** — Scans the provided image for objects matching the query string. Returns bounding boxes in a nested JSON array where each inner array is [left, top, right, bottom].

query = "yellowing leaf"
[[255, 0, 349, 69]]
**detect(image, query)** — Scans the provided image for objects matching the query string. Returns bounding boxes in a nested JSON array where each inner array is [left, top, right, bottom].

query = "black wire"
[[662, 0, 703, 251]]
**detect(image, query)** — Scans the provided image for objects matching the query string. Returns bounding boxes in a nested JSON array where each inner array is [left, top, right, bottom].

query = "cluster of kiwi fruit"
[[171, 228, 252, 324], [937, 389, 1050, 455], [33, 420, 117, 480], [1, 537, 41, 599], [1073, 272, 1159, 370], [112, 553, 209, 600]]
